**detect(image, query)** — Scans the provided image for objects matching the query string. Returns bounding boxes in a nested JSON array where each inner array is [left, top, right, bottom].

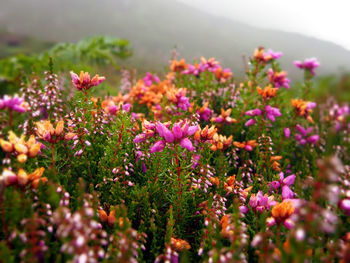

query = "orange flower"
[[194, 125, 217, 142], [254, 47, 274, 63], [271, 200, 295, 224], [224, 175, 236, 192], [70, 71, 105, 91], [0, 131, 42, 163], [220, 214, 234, 238], [270, 156, 282, 171], [170, 59, 188, 72], [233, 140, 257, 151], [210, 134, 232, 151], [257, 84, 278, 99], [211, 108, 237, 125], [170, 237, 191, 251], [214, 67, 233, 83], [291, 99, 316, 122], [36, 120, 65, 142], [28, 167, 47, 189], [210, 177, 220, 187]]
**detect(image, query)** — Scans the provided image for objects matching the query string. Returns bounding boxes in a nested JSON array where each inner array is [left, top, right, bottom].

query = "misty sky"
[[179, 0, 350, 50]]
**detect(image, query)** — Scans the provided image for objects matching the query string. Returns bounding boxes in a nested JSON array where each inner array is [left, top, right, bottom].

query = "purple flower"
[[156, 122, 174, 143], [150, 140, 166, 154], [283, 174, 296, 186], [306, 135, 319, 144], [268, 68, 290, 89], [143, 72, 160, 87], [284, 128, 291, 138], [239, 205, 249, 214], [134, 134, 147, 143], [270, 172, 296, 200], [282, 185, 294, 199], [340, 199, 350, 216], [265, 49, 283, 60], [294, 58, 320, 76], [245, 119, 256, 127], [181, 63, 204, 76], [0, 95, 27, 113], [265, 105, 282, 122], [180, 138, 194, 151], [122, 103, 132, 112], [295, 124, 319, 145], [172, 123, 183, 139], [249, 191, 275, 212], [271, 181, 280, 189], [245, 109, 262, 116]]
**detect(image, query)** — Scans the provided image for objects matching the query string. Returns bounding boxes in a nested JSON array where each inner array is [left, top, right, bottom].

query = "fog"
[[179, 0, 350, 50]]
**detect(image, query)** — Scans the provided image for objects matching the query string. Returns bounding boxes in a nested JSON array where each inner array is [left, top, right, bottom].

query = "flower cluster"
[[0, 46, 349, 263]]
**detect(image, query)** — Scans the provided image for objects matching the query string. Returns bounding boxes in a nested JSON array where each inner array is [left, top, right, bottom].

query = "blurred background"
[[1, 0, 350, 100]]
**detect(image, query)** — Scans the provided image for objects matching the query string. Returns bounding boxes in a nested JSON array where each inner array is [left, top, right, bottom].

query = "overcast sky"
[[179, 0, 350, 50]]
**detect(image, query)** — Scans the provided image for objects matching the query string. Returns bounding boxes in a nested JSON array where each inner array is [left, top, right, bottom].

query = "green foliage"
[[0, 36, 132, 95]]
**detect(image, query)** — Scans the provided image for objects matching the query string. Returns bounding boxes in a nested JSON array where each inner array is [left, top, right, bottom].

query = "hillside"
[[1, 0, 350, 76]]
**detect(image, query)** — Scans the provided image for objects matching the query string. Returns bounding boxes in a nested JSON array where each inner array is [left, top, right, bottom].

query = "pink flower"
[[245, 109, 262, 116], [265, 49, 283, 60], [180, 138, 194, 151], [294, 58, 320, 76], [268, 68, 290, 89], [245, 119, 256, 127], [340, 199, 350, 216], [284, 128, 291, 138], [172, 123, 183, 139], [295, 124, 319, 145], [282, 185, 294, 199], [181, 63, 204, 76], [270, 173, 296, 200], [265, 105, 282, 122], [150, 140, 166, 154], [0, 95, 27, 113], [149, 121, 198, 153], [70, 71, 105, 91], [306, 135, 319, 144], [156, 122, 174, 143], [239, 205, 249, 214], [122, 103, 132, 112], [249, 191, 276, 212], [143, 72, 160, 87]]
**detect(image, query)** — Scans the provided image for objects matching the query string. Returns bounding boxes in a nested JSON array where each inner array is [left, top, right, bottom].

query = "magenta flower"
[[143, 72, 160, 87], [270, 172, 296, 200], [295, 124, 319, 145], [150, 140, 166, 154], [239, 205, 249, 214], [294, 58, 320, 76], [284, 128, 291, 138], [156, 122, 175, 143], [265, 105, 282, 122], [340, 199, 350, 216], [200, 57, 220, 72], [329, 104, 349, 131], [0, 95, 28, 113], [180, 138, 195, 151], [148, 121, 198, 154], [181, 63, 205, 76], [245, 109, 262, 116], [70, 71, 105, 91], [245, 119, 256, 127], [265, 49, 283, 60], [268, 68, 290, 89], [122, 103, 132, 112], [249, 191, 276, 213]]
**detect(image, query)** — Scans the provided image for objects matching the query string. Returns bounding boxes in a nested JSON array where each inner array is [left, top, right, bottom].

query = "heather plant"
[[0, 44, 349, 263]]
